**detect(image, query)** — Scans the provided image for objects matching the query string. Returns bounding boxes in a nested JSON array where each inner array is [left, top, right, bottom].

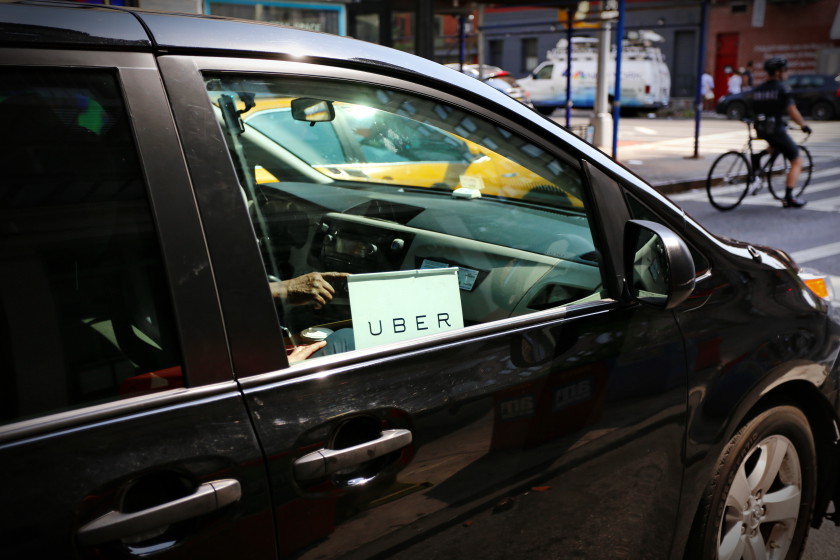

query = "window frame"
[[0, 48, 231, 436], [160, 54, 625, 380]]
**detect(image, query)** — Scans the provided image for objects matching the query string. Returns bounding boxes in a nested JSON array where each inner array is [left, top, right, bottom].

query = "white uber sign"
[[347, 268, 464, 350]]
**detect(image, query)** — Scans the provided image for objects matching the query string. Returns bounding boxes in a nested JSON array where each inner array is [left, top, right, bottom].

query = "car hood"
[[716, 234, 798, 271]]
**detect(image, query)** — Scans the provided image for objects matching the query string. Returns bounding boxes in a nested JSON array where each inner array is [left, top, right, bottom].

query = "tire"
[[691, 406, 817, 560], [767, 145, 812, 200], [707, 151, 751, 211], [726, 101, 746, 121], [811, 101, 834, 121]]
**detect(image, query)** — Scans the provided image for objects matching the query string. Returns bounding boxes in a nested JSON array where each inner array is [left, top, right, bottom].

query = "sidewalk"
[[558, 111, 840, 194]]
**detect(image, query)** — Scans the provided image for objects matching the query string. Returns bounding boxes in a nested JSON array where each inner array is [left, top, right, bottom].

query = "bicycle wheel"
[[767, 145, 812, 200], [707, 151, 751, 210]]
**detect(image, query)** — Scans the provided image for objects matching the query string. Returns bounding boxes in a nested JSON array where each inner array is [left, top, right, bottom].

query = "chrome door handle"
[[294, 428, 412, 481], [77, 478, 241, 546]]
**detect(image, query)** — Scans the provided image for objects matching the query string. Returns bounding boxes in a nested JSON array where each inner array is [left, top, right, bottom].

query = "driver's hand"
[[287, 341, 327, 364], [271, 271, 349, 309]]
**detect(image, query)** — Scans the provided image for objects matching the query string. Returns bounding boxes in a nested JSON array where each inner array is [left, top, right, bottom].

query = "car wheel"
[[691, 406, 816, 560], [811, 101, 834, 121], [726, 101, 746, 120]]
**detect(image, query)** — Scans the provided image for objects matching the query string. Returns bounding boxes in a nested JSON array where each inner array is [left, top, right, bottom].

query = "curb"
[[650, 177, 708, 195]]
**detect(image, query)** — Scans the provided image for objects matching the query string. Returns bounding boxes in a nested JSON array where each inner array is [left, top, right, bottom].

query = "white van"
[[519, 31, 671, 115]]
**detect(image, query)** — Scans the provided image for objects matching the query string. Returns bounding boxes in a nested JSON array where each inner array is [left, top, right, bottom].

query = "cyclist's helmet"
[[763, 57, 788, 74]]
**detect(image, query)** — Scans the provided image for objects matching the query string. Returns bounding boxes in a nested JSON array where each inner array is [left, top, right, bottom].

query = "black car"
[[2, 2, 839, 559], [716, 73, 840, 120]]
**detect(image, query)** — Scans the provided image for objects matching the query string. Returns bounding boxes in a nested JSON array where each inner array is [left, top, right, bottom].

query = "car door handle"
[[294, 428, 412, 481], [77, 478, 241, 546]]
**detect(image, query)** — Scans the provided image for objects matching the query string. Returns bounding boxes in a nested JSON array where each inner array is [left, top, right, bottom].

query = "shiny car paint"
[[1, 2, 839, 559]]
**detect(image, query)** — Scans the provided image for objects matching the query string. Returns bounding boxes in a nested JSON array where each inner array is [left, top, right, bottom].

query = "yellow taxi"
[[238, 97, 583, 207]]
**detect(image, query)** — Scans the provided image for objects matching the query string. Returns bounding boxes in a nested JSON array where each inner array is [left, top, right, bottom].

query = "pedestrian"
[[742, 61, 754, 90], [749, 57, 812, 208], [701, 71, 715, 111], [727, 67, 742, 95]]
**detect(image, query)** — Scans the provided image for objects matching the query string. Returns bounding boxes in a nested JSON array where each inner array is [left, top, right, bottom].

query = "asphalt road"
[[556, 112, 840, 559]]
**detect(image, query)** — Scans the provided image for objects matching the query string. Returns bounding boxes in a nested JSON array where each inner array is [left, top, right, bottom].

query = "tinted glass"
[[204, 75, 604, 363], [536, 64, 553, 80], [0, 68, 182, 423]]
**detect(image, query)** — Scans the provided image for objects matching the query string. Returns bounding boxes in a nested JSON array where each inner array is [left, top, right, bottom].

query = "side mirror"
[[624, 220, 695, 309], [291, 98, 335, 123]]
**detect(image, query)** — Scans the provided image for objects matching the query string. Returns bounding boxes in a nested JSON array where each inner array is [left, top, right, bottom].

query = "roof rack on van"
[[546, 30, 665, 62]]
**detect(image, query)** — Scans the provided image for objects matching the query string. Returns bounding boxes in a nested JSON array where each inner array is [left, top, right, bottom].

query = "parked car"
[[2, 2, 839, 560], [716, 73, 840, 120], [445, 63, 533, 107]]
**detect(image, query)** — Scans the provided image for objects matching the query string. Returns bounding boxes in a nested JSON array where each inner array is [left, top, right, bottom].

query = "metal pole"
[[565, 7, 573, 128], [459, 14, 466, 72], [611, 0, 625, 159], [691, 0, 710, 159], [477, 5, 485, 79], [592, 20, 613, 150]]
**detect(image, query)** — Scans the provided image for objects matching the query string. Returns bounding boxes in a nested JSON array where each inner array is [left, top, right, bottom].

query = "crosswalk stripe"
[[810, 167, 840, 180], [670, 180, 840, 200], [790, 242, 840, 264], [732, 191, 840, 212], [669, 176, 840, 208], [803, 180, 840, 194]]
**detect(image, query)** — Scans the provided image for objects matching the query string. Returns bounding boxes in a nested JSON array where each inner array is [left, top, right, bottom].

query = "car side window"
[[0, 68, 183, 423], [204, 75, 606, 361], [536, 64, 554, 80]]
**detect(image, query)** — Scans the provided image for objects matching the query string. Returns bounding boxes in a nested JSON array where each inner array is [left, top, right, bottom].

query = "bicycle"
[[706, 119, 812, 211]]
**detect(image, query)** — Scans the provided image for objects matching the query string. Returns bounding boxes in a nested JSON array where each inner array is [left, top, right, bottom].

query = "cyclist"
[[749, 57, 812, 208]]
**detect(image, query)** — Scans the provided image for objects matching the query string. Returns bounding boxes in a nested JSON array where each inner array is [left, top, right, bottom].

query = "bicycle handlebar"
[[741, 118, 811, 141]]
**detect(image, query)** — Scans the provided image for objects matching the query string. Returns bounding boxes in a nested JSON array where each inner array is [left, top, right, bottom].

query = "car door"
[[785, 75, 807, 113], [0, 50, 275, 558], [791, 75, 822, 116], [161, 54, 691, 559]]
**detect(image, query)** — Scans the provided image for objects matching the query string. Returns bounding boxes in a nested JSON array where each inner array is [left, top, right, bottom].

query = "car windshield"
[[245, 103, 475, 166], [205, 76, 584, 210]]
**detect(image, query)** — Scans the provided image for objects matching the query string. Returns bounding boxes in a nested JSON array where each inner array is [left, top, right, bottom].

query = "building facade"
[[481, 0, 840, 102], [70, 0, 840, 105], [707, 0, 840, 99]]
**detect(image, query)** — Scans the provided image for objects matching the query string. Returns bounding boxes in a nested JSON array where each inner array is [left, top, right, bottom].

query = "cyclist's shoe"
[[783, 194, 807, 208], [749, 176, 762, 195]]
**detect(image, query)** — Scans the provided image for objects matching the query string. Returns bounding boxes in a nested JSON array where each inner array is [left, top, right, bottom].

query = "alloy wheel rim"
[[717, 434, 802, 560]]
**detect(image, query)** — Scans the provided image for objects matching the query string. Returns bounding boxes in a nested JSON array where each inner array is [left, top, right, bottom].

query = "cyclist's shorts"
[[760, 129, 799, 161]]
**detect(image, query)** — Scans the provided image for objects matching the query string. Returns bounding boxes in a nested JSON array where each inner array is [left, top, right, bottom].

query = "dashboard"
[[255, 181, 604, 326]]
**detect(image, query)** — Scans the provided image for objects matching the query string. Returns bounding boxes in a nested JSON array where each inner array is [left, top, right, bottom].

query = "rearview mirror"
[[624, 220, 695, 309], [291, 98, 335, 123]]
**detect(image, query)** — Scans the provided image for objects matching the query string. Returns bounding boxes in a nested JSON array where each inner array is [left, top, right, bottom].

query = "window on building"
[[208, 1, 344, 35], [522, 38, 539, 73], [489, 39, 503, 68]]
